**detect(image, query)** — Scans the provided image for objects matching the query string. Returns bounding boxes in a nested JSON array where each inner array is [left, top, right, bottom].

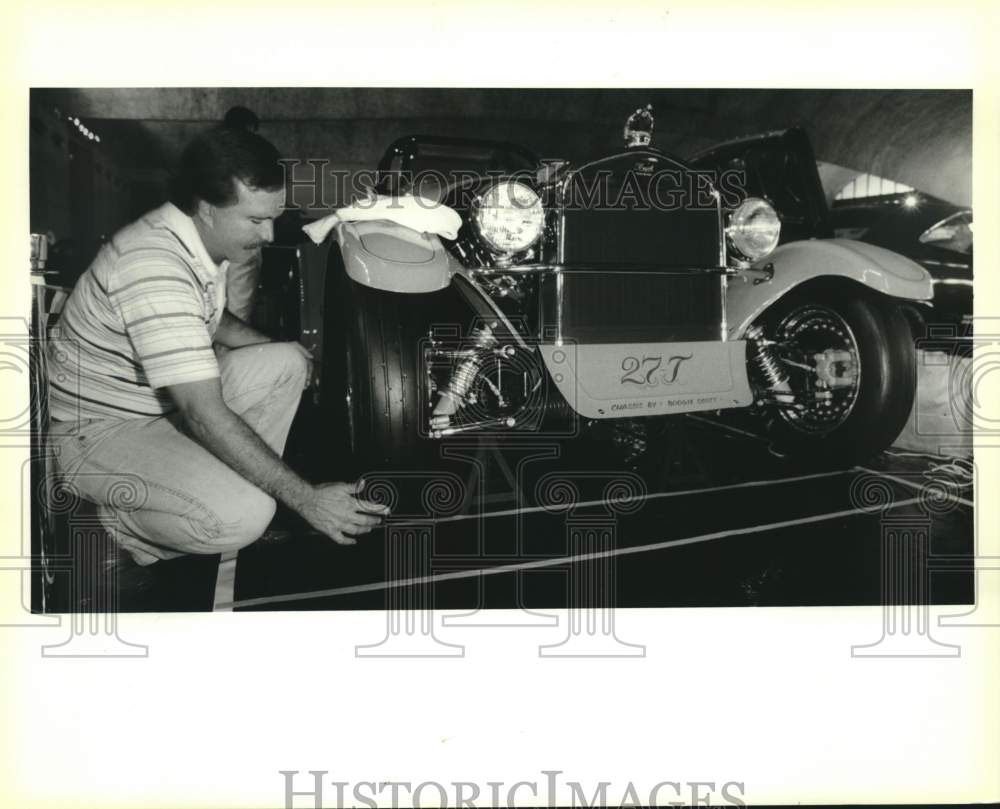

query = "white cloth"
[[302, 194, 463, 244]]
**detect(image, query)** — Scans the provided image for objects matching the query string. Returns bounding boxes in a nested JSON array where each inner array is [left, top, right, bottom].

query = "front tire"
[[319, 254, 467, 476], [754, 284, 916, 464]]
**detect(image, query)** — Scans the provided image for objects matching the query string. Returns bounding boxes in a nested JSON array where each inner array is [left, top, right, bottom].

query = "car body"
[[830, 192, 972, 335], [277, 112, 933, 472]]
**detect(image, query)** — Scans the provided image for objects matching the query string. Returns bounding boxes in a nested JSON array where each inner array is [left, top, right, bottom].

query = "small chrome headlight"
[[727, 197, 781, 261], [472, 181, 544, 255]]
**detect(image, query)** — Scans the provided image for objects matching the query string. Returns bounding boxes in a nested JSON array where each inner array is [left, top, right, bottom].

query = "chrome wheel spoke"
[[774, 305, 861, 434]]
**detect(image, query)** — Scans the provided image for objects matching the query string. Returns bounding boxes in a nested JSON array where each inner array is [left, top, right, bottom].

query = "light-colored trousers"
[[50, 343, 308, 565]]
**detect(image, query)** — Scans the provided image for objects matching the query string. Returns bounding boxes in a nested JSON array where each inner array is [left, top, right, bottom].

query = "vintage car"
[[279, 108, 933, 472]]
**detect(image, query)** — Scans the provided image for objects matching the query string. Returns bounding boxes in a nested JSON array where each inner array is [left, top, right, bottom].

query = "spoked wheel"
[[772, 303, 863, 435], [755, 284, 916, 464]]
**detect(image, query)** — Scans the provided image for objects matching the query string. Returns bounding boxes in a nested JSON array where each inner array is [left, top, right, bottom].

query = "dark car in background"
[[831, 192, 972, 336]]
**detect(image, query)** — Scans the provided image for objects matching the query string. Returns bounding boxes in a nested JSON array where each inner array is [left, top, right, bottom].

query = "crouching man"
[[48, 125, 387, 565]]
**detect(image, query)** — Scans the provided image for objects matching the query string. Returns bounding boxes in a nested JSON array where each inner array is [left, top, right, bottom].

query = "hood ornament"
[[624, 104, 654, 148]]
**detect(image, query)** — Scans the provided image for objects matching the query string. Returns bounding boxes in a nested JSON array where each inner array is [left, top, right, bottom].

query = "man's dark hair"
[[169, 125, 284, 214], [223, 105, 260, 132]]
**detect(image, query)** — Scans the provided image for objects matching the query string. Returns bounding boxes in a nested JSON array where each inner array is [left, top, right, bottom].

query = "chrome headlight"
[[727, 197, 781, 261], [472, 181, 544, 255]]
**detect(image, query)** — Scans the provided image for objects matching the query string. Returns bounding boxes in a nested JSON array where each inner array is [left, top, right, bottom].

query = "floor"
[[47, 409, 973, 614]]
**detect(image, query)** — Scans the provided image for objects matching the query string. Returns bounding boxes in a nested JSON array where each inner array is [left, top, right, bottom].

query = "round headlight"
[[727, 197, 781, 261], [473, 181, 544, 254]]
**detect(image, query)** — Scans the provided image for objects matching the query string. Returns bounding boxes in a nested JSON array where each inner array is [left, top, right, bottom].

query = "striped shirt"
[[48, 203, 229, 422]]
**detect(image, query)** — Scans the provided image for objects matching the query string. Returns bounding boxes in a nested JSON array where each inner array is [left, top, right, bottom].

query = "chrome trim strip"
[[720, 273, 728, 341], [556, 174, 568, 263], [716, 188, 727, 268], [555, 271, 564, 346]]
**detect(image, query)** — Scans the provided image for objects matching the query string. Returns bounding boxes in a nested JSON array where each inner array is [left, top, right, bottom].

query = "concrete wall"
[[29, 104, 135, 254], [32, 87, 972, 212]]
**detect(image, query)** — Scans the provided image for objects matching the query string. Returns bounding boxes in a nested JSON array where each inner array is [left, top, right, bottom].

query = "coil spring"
[[536, 393, 575, 420], [443, 325, 498, 402], [745, 324, 788, 389]]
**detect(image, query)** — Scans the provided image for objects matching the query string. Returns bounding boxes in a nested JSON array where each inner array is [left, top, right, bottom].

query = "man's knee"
[[269, 341, 310, 387], [210, 489, 276, 552], [221, 341, 309, 392]]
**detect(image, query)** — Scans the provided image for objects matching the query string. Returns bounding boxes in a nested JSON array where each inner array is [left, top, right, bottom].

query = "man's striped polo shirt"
[[48, 202, 229, 422]]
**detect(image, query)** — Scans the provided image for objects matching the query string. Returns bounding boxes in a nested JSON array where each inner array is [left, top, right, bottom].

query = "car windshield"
[[919, 210, 973, 255]]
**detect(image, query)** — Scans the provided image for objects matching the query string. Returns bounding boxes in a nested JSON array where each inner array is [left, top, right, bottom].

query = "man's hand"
[[169, 376, 317, 522], [296, 481, 391, 545], [168, 378, 381, 546]]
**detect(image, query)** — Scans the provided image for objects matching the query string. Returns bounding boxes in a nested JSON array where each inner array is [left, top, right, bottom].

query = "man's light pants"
[[50, 343, 309, 565]]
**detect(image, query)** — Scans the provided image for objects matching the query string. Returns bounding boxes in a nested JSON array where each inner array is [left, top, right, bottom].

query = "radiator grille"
[[539, 271, 724, 344], [559, 152, 722, 268]]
